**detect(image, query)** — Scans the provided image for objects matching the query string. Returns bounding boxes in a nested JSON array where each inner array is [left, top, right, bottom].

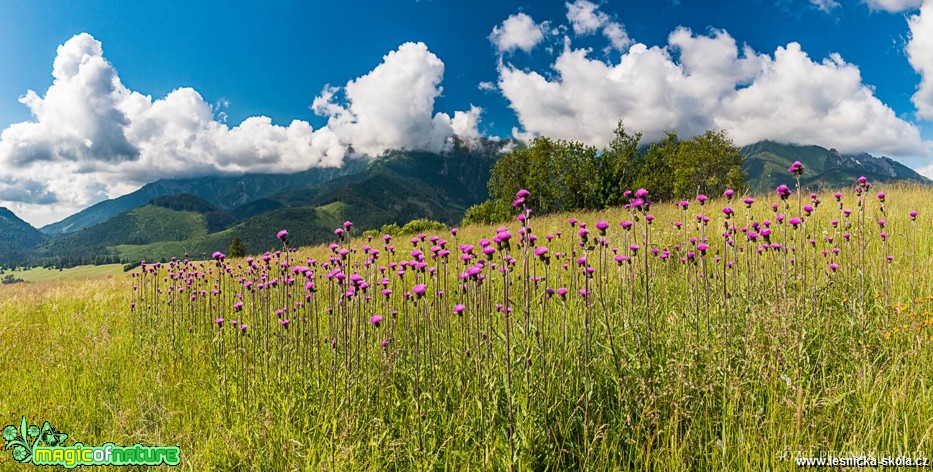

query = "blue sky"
[[1, 0, 932, 225]]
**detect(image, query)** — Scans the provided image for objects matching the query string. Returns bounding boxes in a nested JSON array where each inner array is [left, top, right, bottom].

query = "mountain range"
[[0, 140, 929, 267]]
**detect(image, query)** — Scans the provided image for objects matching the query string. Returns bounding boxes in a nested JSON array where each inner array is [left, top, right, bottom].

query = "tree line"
[[463, 124, 746, 225]]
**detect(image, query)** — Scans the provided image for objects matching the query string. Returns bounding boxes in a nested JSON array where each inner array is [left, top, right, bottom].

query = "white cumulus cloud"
[[498, 26, 928, 159], [489, 13, 546, 54], [566, 0, 631, 50], [908, 0, 933, 119], [0, 34, 481, 226], [311, 42, 480, 155]]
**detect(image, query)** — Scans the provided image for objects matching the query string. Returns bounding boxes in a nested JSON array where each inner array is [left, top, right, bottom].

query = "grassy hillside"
[[1, 182, 930, 469], [6, 264, 125, 282], [741, 140, 930, 194], [105, 147, 497, 261], [40, 159, 367, 235], [0, 208, 48, 266]]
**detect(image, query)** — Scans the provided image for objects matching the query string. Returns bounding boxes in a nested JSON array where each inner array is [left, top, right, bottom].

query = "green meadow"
[[1, 183, 931, 470]]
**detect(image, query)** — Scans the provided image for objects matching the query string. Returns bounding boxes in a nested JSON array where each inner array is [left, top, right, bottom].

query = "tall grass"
[[1, 178, 932, 470]]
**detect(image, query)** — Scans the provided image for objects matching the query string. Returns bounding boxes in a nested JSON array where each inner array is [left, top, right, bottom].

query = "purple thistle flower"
[[743, 197, 754, 207], [453, 304, 465, 315], [696, 195, 708, 204], [369, 315, 383, 327], [596, 220, 609, 231], [534, 246, 549, 257], [789, 217, 802, 227], [343, 220, 353, 229], [215, 317, 224, 326], [679, 200, 690, 209], [277, 229, 289, 241], [722, 207, 734, 217], [876, 192, 885, 202], [724, 189, 734, 198], [412, 284, 427, 297], [516, 188, 531, 199], [788, 161, 804, 175], [910, 210, 918, 220], [556, 287, 568, 298], [776, 184, 792, 199]]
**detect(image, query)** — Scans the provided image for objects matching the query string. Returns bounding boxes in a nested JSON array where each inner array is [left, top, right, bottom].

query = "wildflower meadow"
[[2, 165, 931, 470]]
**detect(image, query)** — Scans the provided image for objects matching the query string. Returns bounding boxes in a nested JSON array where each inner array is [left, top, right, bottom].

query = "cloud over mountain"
[[496, 3, 928, 158], [0, 34, 480, 226]]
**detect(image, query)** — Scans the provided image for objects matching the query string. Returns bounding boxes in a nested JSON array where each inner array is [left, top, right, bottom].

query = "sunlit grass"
[[0, 181, 931, 470], [5, 263, 125, 283]]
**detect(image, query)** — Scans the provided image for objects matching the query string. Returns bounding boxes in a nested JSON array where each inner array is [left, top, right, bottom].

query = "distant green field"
[[4, 263, 125, 283]]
